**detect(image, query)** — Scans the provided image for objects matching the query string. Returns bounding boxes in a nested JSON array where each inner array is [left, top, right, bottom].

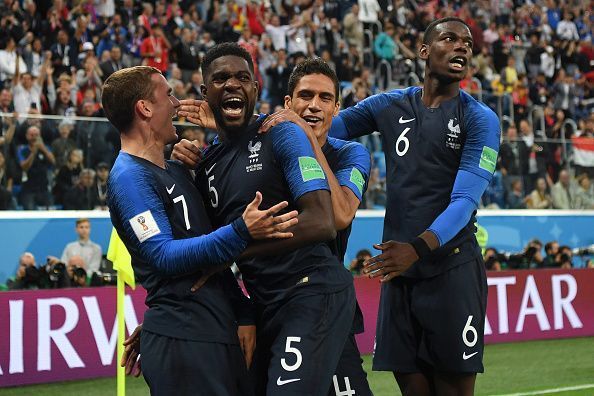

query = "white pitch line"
[[492, 383, 594, 396]]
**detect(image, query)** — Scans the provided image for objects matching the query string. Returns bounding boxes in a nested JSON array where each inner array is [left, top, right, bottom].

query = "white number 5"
[[281, 337, 302, 372], [395, 127, 410, 157]]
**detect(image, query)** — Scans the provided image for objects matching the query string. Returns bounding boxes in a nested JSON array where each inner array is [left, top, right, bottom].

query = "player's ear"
[[419, 43, 429, 61], [283, 95, 291, 109], [135, 99, 151, 118], [253, 80, 259, 96], [200, 84, 207, 100]]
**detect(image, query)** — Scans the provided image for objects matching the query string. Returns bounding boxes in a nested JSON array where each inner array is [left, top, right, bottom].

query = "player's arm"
[[260, 109, 370, 229], [328, 89, 411, 140], [240, 123, 337, 258], [364, 103, 501, 281], [109, 165, 295, 276]]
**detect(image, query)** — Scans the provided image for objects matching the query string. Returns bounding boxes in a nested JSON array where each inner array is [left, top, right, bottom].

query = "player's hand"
[[171, 138, 202, 169], [258, 109, 315, 140], [242, 191, 299, 240], [190, 263, 230, 292], [238, 325, 256, 368], [362, 241, 419, 282], [177, 99, 217, 130], [121, 324, 142, 377]]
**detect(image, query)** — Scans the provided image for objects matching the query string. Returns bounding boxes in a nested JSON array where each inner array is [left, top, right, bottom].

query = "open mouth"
[[302, 115, 322, 128], [222, 97, 245, 118], [449, 56, 467, 71]]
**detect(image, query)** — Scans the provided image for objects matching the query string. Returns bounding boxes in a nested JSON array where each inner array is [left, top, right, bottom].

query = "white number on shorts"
[[281, 336, 302, 372], [333, 375, 355, 396], [172, 195, 190, 230], [462, 315, 478, 348], [395, 127, 410, 157]]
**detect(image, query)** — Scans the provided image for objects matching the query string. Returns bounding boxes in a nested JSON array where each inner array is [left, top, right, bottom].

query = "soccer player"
[[102, 66, 298, 396], [328, 17, 501, 396], [185, 43, 356, 396], [176, 58, 374, 396]]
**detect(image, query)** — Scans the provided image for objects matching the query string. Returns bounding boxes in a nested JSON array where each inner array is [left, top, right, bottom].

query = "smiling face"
[[421, 21, 473, 83], [284, 73, 339, 141], [146, 73, 180, 144], [202, 55, 258, 134]]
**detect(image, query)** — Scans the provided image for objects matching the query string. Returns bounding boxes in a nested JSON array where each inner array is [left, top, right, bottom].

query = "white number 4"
[[281, 337, 302, 372], [333, 375, 355, 396], [173, 195, 190, 230], [462, 315, 478, 348]]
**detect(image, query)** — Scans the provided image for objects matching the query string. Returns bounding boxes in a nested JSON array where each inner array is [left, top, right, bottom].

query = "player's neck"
[[120, 129, 167, 168], [421, 77, 460, 108]]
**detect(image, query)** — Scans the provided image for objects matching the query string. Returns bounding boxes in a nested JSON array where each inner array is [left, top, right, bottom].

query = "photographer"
[[5, 252, 42, 290], [349, 249, 371, 276], [507, 239, 544, 269], [483, 247, 504, 271], [43, 256, 72, 289]]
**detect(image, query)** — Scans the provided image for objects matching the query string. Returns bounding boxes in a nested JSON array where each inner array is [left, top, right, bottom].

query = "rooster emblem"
[[248, 140, 262, 158]]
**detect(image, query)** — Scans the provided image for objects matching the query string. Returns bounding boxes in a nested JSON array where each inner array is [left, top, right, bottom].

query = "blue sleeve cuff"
[[231, 217, 252, 242]]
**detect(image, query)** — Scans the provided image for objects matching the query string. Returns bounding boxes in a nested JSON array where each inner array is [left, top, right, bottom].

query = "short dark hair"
[[101, 66, 161, 132], [287, 57, 340, 102], [423, 17, 471, 45], [201, 42, 254, 81]]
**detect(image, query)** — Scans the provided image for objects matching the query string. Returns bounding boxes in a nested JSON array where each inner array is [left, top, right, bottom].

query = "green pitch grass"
[[1, 337, 592, 396]]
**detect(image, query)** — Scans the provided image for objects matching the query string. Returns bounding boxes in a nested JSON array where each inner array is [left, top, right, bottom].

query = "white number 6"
[[281, 336, 302, 372], [395, 127, 410, 157], [462, 315, 478, 347]]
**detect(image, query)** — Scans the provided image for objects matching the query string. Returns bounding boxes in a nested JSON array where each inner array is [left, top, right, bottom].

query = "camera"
[[572, 245, 594, 256], [47, 261, 70, 288], [90, 271, 118, 286]]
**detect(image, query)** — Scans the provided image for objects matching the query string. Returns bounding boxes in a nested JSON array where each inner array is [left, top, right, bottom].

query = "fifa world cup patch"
[[298, 156, 325, 182], [129, 210, 161, 243], [479, 146, 497, 173], [350, 167, 365, 195]]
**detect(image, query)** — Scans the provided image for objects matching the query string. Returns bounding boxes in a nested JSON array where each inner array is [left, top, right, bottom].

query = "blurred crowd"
[[0, 0, 592, 210], [0, 218, 117, 290]]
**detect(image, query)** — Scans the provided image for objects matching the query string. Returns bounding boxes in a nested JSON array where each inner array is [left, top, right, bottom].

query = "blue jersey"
[[107, 152, 253, 343], [322, 137, 371, 263], [196, 117, 353, 305], [330, 87, 500, 278]]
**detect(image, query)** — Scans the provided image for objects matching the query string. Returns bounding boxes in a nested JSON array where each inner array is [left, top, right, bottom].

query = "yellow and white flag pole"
[[107, 228, 136, 396]]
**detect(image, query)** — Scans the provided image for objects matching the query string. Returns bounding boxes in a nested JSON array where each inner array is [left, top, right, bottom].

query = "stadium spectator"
[[99, 46, 126, 82], [483, 247, 503, 271], [574, 173, 594, 209], [506, 179, 528, 209], [49, 29, 76, 78], [551, 169, 576, 209], [499, 124, 528, 195], [17, 125, 55, 209], [527, 177, 553, 209], [140, 24, 170, 74], [0, 151, 15, 209], [519, 119, 547, 193], [50, 121, 77, 169], [11, 54, 48, 115], [0, 37, 27, 84], [374, 23, 397, 62], [95, 162, 109, 210], [61, 218, 102, 275], [62, 167, 100, 210], [53, 148, 83, 207], [174, 28, 201, 84]]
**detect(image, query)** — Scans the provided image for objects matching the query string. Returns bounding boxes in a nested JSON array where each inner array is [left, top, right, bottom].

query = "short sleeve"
[[333, 142, 371, 202], [270, 122, 330, 201]]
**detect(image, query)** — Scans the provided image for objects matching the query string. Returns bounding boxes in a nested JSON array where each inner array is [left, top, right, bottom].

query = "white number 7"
[[173, 195, 190, 230]]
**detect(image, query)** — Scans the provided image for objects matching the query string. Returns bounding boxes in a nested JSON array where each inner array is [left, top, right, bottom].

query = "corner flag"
[[107, 228, 135, 396]]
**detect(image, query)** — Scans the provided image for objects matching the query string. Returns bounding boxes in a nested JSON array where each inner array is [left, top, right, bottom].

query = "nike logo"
[[277, 377, 301, 386], [399, 116, 415, 124], [462, 351, 478, 360], [166, 184, 175, 194], [205, 164, 215, 175]]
